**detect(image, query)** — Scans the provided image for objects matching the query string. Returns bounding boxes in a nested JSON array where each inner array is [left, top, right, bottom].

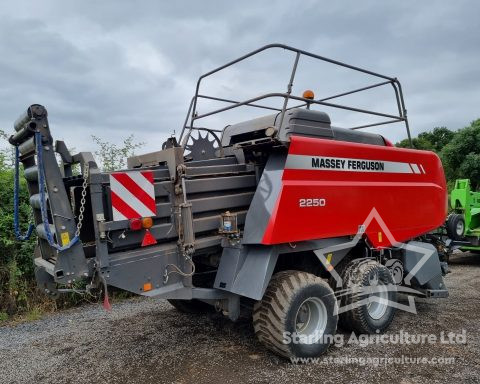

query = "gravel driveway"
[[1, 253, 479, 384]]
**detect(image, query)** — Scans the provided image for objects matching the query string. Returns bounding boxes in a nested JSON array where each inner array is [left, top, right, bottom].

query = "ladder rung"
[[36, 224, 56, 241], [30, 193, 47, 209], [18, 136, 35, 155], [24, 165, 38, 181], [34, 257, 55, 275]]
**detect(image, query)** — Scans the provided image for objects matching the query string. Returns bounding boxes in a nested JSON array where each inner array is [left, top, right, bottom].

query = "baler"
[[9, 44, 449, 359], [446, 179, 480, 251]]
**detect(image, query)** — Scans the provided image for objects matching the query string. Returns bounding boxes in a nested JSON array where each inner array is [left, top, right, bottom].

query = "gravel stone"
[[1, 253, 479, 384]]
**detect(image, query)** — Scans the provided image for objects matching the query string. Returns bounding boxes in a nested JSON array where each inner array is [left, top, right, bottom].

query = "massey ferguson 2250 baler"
[[10, 44, 449, 359]]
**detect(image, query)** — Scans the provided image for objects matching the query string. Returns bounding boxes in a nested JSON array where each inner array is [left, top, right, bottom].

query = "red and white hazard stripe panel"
[[109, 171, 157, 221]]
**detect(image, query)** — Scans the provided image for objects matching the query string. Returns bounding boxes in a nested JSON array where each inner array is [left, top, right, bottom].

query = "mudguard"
[[244, 136, 447, 248]]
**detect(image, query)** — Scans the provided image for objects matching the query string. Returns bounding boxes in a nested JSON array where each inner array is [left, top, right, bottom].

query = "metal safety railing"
[[178, 43, 412, 147]]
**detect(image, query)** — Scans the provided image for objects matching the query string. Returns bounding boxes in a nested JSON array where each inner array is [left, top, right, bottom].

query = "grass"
[[25, 307, 43, 322], [0, 288, 136, 326], [0, 312, 8, 322]]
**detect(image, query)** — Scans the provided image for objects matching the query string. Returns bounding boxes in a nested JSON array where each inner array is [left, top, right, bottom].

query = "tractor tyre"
[[339, 259, 397, 334], [253, 270, 338, 359], [446, 214, 465, 240], [328, 257, 358, 331], [167, 299, 213, 314], [333, 258, 366, 331]]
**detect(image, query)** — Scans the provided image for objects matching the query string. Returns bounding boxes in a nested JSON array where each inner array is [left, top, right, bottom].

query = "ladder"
[[9, 105, 88, 288]]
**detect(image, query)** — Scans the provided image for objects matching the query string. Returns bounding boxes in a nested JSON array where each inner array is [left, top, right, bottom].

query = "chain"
[[75, 163, 89, 238]]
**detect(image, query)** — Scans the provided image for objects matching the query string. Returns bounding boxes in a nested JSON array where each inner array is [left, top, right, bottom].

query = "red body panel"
[[262, 136, 447, 248]]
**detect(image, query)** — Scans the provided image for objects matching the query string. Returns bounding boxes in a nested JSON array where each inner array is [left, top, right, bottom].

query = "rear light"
[[129, 217, 153, 230], [142, 217, 153, 229], [129, 218, 142, 231]]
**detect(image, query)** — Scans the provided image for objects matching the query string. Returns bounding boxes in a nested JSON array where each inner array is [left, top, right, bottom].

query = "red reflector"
[[141, 229, 157, 247], [129, 218, 142, 231]]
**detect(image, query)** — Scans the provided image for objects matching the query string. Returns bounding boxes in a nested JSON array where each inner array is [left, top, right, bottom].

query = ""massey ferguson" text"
[[311, 157, 385, 171]]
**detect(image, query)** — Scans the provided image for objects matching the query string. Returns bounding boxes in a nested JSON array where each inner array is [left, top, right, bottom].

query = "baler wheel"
[[339, 259, 397, 334], [167, 299, 213, 314], [446, 214, 465, 241], [253, 270, 338, 359], [328, 255, 354, 331]]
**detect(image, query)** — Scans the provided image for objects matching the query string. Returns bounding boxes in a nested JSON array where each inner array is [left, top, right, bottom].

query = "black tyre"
[[339, 259, 397, 334], [328, 257, 353, 331], [253, 270, 338, 359], [167, 299, 213, 314], [446, 213, 465, 240]]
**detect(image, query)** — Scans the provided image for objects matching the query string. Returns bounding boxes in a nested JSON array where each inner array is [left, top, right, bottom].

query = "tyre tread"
[[253, 270, 334, 358]]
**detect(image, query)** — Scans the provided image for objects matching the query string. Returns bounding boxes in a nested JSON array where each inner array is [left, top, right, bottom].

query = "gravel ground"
[[1, 252, 479, 384]]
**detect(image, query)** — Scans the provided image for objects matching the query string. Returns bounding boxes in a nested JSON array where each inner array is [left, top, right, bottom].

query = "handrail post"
[[277, 52, 301, 130], [394, 79, 413, 147], [179, 97, 195, 144]]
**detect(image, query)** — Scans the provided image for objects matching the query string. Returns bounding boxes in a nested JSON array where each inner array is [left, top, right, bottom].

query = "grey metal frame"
[[179, 43, 412, 147]]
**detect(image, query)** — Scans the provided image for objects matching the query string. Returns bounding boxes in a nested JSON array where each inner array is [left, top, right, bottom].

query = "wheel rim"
[[366, 283, 389, 320], [456, 221, 464, 236], [295, 297, 328, 343]]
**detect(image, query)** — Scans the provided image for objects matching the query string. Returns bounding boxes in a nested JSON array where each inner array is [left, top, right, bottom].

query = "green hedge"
[[0, 149, 36, 317]]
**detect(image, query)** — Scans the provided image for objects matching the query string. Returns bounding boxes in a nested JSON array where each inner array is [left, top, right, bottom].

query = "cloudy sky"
[[0, 1, 479, 153]]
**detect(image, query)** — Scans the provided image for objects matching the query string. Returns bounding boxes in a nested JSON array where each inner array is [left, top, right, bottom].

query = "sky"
[[0, 1, 479, 153]]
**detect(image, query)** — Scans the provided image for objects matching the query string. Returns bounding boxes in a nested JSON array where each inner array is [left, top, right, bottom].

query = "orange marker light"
[[302, 90, 315, 100], [142, 217, 153, 229], [143, 282, 152, 292]]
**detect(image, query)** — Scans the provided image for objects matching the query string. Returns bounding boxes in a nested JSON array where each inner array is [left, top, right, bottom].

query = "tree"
[[396, 127, 455, 153], [441, 119, 480, 190], [91, 134, 145, 171], [0, 129, 14, 168]]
